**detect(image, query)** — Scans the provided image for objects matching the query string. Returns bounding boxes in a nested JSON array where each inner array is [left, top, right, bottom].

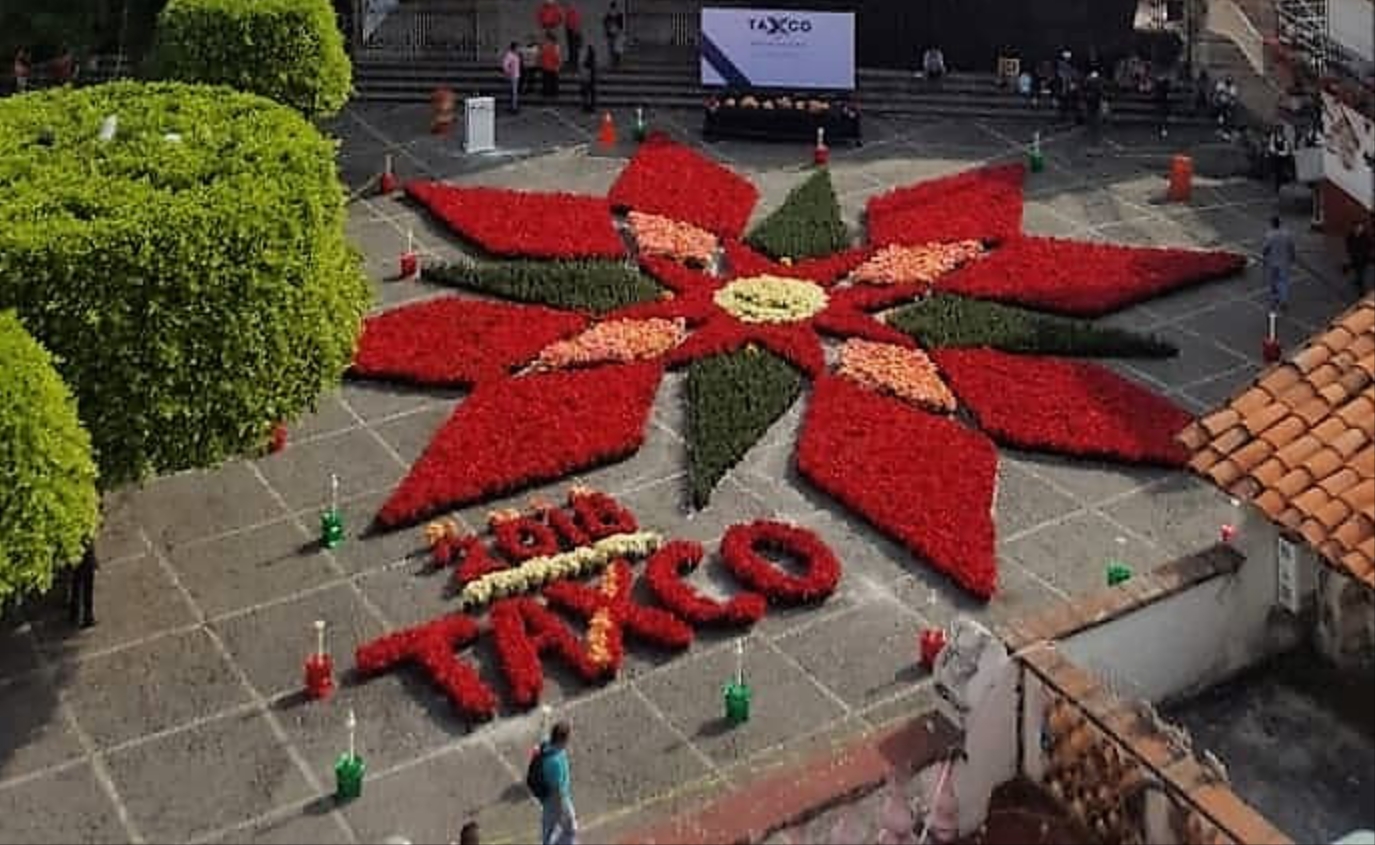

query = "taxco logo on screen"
[[747, 15, 813, 35]]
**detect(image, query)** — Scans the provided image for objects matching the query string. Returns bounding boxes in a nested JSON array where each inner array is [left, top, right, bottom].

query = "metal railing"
[[361, 3, 483, 59]]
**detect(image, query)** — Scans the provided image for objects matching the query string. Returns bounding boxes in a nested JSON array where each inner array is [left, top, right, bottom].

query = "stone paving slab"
[[0, 103, 1361, 845]]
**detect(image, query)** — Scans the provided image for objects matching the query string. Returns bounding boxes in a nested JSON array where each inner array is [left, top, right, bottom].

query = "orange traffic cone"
[[597, 112, 618, 149]]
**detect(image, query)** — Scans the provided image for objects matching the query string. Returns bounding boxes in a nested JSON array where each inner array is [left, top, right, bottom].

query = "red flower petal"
[[405, 181, 626, 259], [936, 237, 1247, 316], [639, 256, 719, 296], [352, 298, 587, 387], [932, 348, 1193, 465], [791, 247, 874, 285], [664, 317, 826, 377], [813, 306, 919, 349], [375, 363, 663, 528], [721, 241, 869, 287], [866, 164, 1025, 247], [609, 137, 758, 239], [796, 376, 999, 599]]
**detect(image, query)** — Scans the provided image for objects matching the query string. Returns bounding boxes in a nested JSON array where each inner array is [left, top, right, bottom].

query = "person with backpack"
[[527, 721, 576, 844]]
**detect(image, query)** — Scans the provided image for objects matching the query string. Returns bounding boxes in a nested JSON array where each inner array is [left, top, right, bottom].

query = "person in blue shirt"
[[540, 722, 577, 844]]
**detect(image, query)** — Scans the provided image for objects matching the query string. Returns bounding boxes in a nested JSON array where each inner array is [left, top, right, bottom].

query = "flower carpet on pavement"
[[350, 132, 1245, 601]]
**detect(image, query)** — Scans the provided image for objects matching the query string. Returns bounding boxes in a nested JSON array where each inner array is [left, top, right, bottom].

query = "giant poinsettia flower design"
[[348, 134, 1244, 600]]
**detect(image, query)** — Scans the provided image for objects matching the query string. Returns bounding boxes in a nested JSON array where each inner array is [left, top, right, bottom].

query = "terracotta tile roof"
[[1180, 297, 1375, 588]]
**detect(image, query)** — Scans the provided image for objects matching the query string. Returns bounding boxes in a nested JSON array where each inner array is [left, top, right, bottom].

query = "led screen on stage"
[[700, 8, 856, 91]]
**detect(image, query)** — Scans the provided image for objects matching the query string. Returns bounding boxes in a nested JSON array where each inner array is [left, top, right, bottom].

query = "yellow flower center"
[[713, 275, 828, 324]]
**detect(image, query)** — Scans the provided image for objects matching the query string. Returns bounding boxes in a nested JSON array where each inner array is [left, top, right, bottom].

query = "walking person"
[[563, 3, 582, 72], [1344, 220, 1372, 296], [537, 0, 563, 39], [68, 542, 97, 629], [12, 47, 31, 94], [603, 1, 625, 69], [527, 722, 577, 845], [579, 43, 598, 113], [502, 42, 522, 114], [1083, 70, 1104, 148], [1154, 73, 1171, 138], [539, 34, 561, 100], [1263, 216, 1296, 311]]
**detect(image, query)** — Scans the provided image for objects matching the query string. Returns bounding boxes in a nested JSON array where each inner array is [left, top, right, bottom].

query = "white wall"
[[1330, 0, 1375, 62], [1059, 507, 1300, 704]]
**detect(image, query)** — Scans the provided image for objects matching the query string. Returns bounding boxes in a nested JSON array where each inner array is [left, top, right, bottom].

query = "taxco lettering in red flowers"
[[353, 488, 842, 721]]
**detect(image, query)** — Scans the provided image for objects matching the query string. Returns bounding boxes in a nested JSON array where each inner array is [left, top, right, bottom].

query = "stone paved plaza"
[[0, 105, 1359, 845]]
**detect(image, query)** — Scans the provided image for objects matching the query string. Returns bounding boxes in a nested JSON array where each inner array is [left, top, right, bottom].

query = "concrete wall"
[[1316, 564, 1375, 668], [1060, 507, 1301, 704]]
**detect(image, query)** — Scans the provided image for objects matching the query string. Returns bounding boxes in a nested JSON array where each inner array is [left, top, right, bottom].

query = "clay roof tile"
[[1330, 427, 1371, 459], [1232, 386, 1274, 415], [1335, 396, 1375, 434], [1243, 403, 1289, 436], [1276, 380, 1319, 408], [1231, 437, 1275, 473], [1340, 553, 1373, 587], [1313, 417, 1349, 443], [1292, 486, 1331, 517], [1319, 380, 1353, 406], [1213, 425, 1252, 455], [1259, 365, 1303, 395], [1200, 408, 1241, 437], [1337, 367, 1372, 396], [1307, 362, 1343, 390], [1293, 344, 1333, 373], [1252, 457, 1288, 487], [1342, 478, 1374, 515], [1300, 519, 1330, 547], [1274, 467, 1314, 498], [1178, 423, 1210, 452], [1293, 396, 1337, 425], [1255, 489, 1288, 517], [1333, 513, 1375, 550], [1302, 447, 1345, 482], [1278, 506, 1305, 529], [1344, 302, 1375, 334], [1313, 497, 1353, 530], [1350, 334, 1375, 359], [1260, 415, 1307, 450], [1320, 468, 1362, 498], [1210, 459, 1244, 488], [1275, 434, 1324, 469]]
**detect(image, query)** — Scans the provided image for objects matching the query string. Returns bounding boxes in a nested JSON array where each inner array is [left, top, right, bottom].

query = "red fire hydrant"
[[919, 628, 947, 670]]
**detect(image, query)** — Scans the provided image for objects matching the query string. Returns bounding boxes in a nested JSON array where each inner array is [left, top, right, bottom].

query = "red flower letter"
[[644, 541, 767, 626], [355, 614, 498, 721]]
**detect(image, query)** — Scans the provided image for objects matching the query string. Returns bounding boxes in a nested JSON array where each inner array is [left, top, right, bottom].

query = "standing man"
[[1345, 220, 1372, 296], [1263, 216, 1296, 310], [539, 722, 576, 845], [69, 542, 97, 629], [539, 34, 562, 100], [564, 3, 583, 72], [579, 43, 598, 113], [603, 1, 625, 69], [502, 42, 522, 113]]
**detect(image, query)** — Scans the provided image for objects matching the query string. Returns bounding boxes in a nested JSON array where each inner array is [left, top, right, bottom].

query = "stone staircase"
[[353, 52, 1212, 125]]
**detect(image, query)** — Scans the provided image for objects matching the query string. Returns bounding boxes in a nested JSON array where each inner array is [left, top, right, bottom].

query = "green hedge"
[[152, 0, 351, 117], [424, 260, 666, 315], [887, 294, 1178, 358], [0, 311, 100, 606], [686, 347, 802, 508], [0, 81, 371, 486], [745, 169, 849, 260]]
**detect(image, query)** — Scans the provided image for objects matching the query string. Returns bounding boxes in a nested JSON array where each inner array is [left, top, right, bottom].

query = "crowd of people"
[[499, 0, 624, 115]]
